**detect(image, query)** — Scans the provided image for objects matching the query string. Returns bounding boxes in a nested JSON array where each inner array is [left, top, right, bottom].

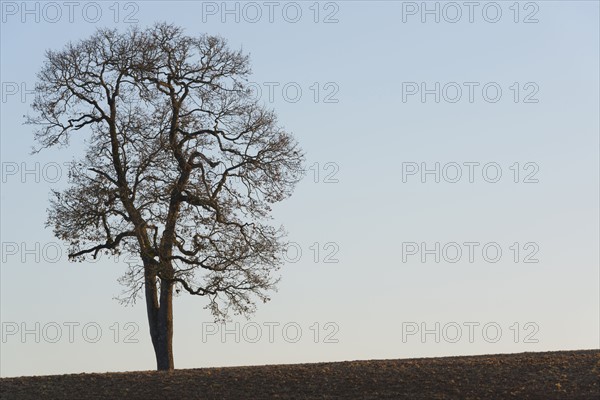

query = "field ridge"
[[1, 349, 599, 399]]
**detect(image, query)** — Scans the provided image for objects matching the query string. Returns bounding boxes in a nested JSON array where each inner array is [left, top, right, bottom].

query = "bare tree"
[[29, 23, 304, 371]]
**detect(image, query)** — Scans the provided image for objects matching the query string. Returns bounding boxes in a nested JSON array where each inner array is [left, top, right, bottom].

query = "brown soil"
[[1, 350, 598, 399]]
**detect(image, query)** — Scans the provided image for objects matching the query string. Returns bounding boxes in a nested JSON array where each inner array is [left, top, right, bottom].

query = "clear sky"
[[1, 0, 598, 377]]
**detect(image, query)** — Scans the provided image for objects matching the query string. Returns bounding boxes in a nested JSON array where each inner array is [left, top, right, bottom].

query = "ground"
[[1, 350, 598, 399]]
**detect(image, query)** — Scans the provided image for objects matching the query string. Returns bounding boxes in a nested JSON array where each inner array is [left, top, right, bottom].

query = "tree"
[[29, 23, 304, 371]]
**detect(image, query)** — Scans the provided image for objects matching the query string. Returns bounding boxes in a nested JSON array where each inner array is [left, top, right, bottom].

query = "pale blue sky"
[[1, 1, 598, 377]]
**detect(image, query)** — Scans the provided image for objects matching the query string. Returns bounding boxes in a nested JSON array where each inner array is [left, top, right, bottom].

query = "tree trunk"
[[144, 268, 174, 371]]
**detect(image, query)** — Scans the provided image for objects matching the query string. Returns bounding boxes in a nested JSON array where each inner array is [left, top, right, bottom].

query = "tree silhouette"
[[29, 23, 304, 370]]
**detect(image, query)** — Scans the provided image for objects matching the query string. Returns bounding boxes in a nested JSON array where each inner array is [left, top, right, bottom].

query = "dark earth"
[[1, 350, 598, 399]]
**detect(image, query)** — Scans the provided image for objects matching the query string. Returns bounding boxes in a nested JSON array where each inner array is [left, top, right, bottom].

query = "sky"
[[0, 0, 598, 377]]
